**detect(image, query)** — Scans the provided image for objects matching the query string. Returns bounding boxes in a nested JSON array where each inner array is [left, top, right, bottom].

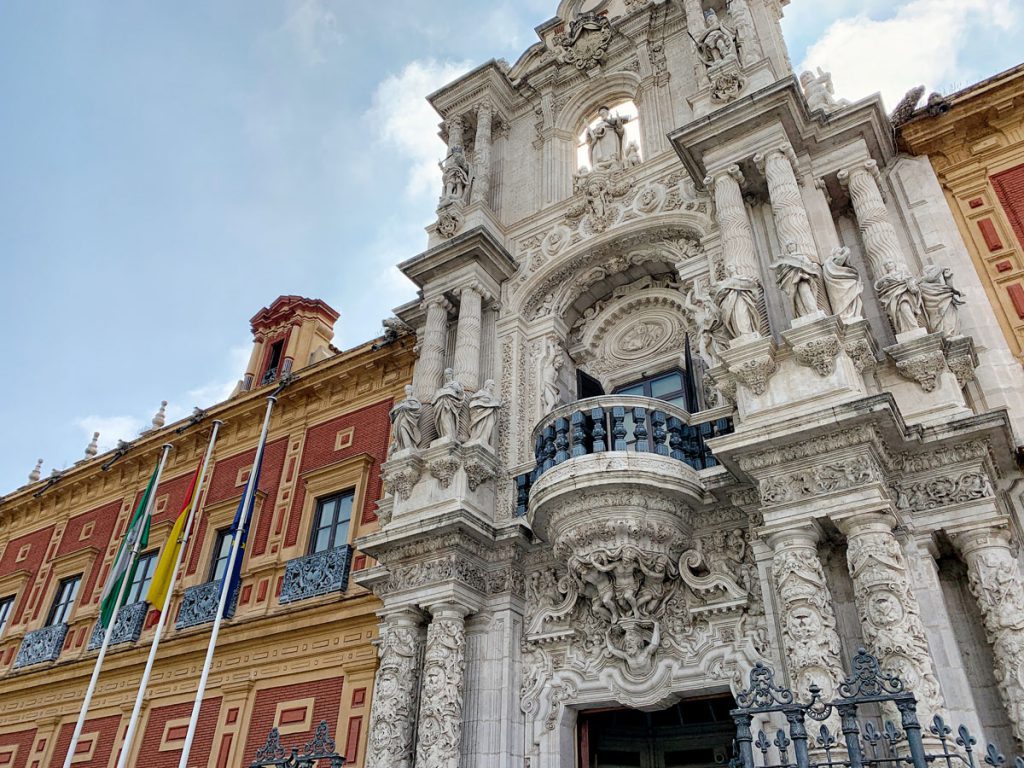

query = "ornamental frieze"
[[759, 456, 879, 506], [892, 471, 995, 512]]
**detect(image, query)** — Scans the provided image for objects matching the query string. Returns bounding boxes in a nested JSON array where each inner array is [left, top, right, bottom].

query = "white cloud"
[[183, 344, 251, 408], [799, 0, 1017, 109], [280, 0, 342, 65], [365, 58, 474, 201]]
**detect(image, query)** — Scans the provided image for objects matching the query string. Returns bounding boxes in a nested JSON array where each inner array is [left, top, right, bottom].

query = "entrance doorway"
[[577, 695, 735, 768]]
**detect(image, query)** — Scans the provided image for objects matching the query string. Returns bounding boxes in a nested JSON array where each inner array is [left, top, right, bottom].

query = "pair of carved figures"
[[388, 372, 502, 452], [771, 243, 865, 322], [876, 261, 965, 337]]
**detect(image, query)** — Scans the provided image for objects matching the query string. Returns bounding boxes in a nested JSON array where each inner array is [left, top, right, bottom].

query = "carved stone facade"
[[356, 1, 1024, 766]]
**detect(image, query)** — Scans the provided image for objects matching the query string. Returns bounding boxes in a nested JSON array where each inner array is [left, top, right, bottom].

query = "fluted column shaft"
[[415, 297, 451, 401], [953, 527, 1024, 743], [838, 160, 907, 278], [756, 148, 819, 262], [453, 284, 484, 390], [415, 603, 470, 768], [767, 527, 845, 707], [365, 609, 424, 768], [707, 165, 760, 277], [471, 104, 492, 205], [840, 512, 946, 722]]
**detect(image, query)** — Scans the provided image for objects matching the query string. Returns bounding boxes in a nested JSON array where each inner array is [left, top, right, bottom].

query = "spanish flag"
[[146, 462, 201, 609]]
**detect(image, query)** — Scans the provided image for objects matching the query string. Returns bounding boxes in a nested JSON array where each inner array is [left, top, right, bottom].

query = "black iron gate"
[[248, 719, 345, 767], [731, 648, 1023, 768]]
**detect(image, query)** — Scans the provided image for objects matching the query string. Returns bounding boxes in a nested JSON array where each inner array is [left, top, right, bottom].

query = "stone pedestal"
[[883, 332, 971, 426]]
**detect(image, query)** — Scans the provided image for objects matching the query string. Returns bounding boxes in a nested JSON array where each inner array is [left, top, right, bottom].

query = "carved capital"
[[895, 349, 947, 392], [732, 354, 777, 395], [792, 335, 841, 377]]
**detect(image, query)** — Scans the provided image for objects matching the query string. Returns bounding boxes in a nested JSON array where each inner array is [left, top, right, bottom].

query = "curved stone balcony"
[[515, 395, 733, 517]]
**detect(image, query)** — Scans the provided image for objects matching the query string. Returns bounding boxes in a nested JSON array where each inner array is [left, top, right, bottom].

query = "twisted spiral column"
[[415, 296, 452, 401], [706, 165, 760, 277], [755, 148, 819, 262], [453, 283, 485, 391], [838, 160, 907, 279]]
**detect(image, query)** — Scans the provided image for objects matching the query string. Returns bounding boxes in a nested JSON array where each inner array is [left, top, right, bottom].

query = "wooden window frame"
[[293, 454, 374, 557], [47, 574, 82, 627], [308, 490, 355, 554]]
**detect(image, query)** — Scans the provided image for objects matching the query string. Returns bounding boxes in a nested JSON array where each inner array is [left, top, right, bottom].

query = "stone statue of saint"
[[683, 283, 728, 365], [920, 264, 965, 336], [727, 0, 762, 66], [541, 342, 564, 412], [799, 68, 849, 114], [467, 380, 502, 450], [439, 145, 470, 203], [624, 141, 641, 168], [772, 242, 822, 319], [822, 246, 864, 321], [389, 385, 421, 453], [697, 9, 738, 66], [874, 260, 924, 335], [585, 107, 630, 171], [431, 368, 465, 441], [713, 266, 762, 340]]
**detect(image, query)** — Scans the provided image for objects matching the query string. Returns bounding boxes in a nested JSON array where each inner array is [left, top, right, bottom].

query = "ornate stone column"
[[952, 527, 1024, 743], [446, 115, 465, 157], [471, 102, 492, 206], [837, 160, 910, 279], [415, 296, 452, 401], [365, 609, 425, 768], [767, 526, 845, 704], [415, 603, 470, 768], [453, 283, 485, 391], [706, 165, 760, 277], [755, 147, 819, 263], [839, 512, 945, 721]]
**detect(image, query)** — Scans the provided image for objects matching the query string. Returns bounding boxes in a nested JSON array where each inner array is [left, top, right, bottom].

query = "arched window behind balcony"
[[576, 100, 641, 172]]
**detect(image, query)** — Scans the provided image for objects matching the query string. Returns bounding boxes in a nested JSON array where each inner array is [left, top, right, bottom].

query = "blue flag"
[[222, 452, 263, 619]]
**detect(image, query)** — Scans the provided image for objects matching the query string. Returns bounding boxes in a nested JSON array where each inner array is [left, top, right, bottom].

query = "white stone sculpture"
[[84, 431, 99, 459], [697, 9, 738, 66], [683, 282, 729, 365], [624, 140, 641, 168], [541, 342, 563, 412], [389, 385, 422, 454], [800, 68, 848, 114], [415, 608, 467, 768], [585, 106, 631, 171], [772, 242, 823, 319], [431, 368, 465, 442], [713, 266, 762, 340], [467, 379, 501, 450], [874, 260, 924, 335], [727, 0, 762, 65], [29, 458, 43, 482], [606, 619, 660, 674], [919, 264, 965, 336], [822, 246, 864, 321], [439, 145, 470, 204]]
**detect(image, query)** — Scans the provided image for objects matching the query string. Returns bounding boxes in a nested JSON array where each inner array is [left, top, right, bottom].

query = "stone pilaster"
[[415, 603, 470, 768], [839, 512, 945, 722], [472, 103, 492, 206], [706, 165, 760, 277], [415, 296, 452, 401], [837, 160, 909, 279], [453, 283, 485, 391], [755, 147, 819, 263], [365, 609, 425, 768], [768, 527, 845, 702], [953, 527, 1024, 744]]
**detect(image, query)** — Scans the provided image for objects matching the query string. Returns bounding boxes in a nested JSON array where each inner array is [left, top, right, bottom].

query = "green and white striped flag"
[[99, 466, 158, 627]]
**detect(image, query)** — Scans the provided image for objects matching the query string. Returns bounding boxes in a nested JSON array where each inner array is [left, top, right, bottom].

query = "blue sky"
[[1, 0, 1021, 494]]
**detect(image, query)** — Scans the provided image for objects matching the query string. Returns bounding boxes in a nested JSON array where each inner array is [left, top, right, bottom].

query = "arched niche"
[[554, 71, 642, 137]]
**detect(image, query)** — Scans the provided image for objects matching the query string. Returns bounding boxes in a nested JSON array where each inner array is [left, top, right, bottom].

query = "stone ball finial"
[[151, 400, 168, 430], [84, 432, 100, 458], [29, 459, 43, 483]]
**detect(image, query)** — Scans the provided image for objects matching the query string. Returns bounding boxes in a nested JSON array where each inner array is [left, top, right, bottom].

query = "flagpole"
[[177, 396, 277, 768], [63, 443, 173, 768], [115, 422, 223, 768]]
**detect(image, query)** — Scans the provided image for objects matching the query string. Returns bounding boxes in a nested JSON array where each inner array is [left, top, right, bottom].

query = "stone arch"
[[554, 71, 642, 137]]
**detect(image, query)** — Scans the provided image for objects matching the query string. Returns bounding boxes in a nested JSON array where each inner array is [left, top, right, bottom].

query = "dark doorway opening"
[[578, 694, 735, 768]]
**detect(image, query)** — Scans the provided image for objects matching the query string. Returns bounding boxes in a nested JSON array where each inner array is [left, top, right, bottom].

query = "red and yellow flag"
[[146, 462, 201, 609]]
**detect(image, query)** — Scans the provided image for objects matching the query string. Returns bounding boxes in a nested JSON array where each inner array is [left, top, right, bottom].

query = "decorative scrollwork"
[[836, 646, 904, 698], [735, 662, 796, 708]]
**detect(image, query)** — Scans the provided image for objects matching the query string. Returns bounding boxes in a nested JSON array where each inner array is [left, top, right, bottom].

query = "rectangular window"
[[210, 528, 233, 582], [47, 575, 81, 626], [126, 551, 158, 604], [310, 491, 354, 554], [0, 595, 13, 637]]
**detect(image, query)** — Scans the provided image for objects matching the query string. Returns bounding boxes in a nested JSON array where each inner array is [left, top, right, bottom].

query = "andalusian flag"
[[146, 462, 201, 609], [99, 466, 159, 627]]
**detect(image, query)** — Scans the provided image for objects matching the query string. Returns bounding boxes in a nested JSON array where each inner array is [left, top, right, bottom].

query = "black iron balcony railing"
[[279, 544, 354, 604], [175, 580, 239, 630], [13, 622, 68, 669], [87, 599, 148, 650], [514, 395, 734, 517]]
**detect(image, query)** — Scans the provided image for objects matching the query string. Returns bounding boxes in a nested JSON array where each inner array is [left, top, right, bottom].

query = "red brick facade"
[[241, 677, 344, 764], [135, 697, 221, 768]]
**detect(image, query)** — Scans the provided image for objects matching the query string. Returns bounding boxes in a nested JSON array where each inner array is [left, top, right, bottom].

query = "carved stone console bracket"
[[382, 453, 425, 502], [885, 332, 949, 392], [943, 335, 978, 389], [782, 316, 843, 378], [718, 335, 778, 396]]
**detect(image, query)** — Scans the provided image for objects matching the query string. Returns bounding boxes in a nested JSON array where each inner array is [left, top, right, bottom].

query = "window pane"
[[313, 527, 332, 553], [336, 494, 353, 525], [650, 372, 682, 399], [129, 553, 157, 603], [617, 383, 645, 397], [50, 576, 80, 626], [212, 530, 232, 582], [0, 597, 13, 636]]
